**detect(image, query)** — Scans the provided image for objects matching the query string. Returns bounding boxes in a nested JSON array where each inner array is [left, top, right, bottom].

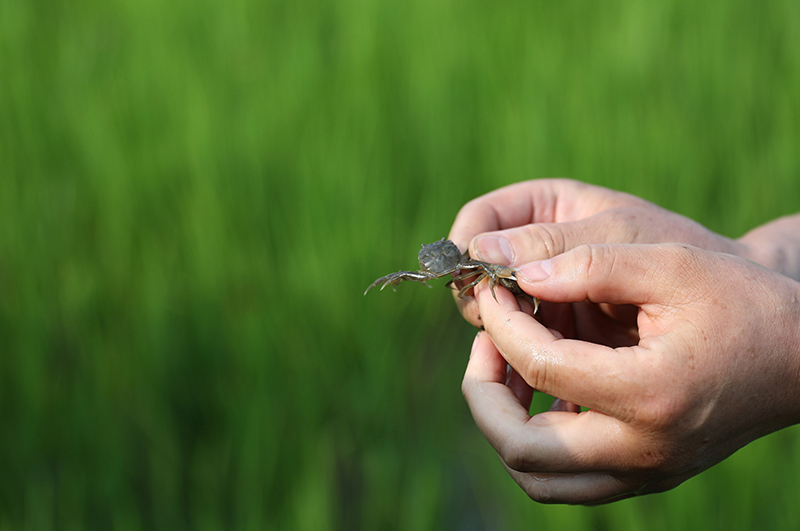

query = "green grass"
[[2, 0, 800, 528]]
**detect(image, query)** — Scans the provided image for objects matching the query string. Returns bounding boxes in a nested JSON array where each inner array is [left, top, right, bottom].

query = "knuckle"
[[499, 434, 539, 472], [520, 347, 553, 395], [501, 449, 528, 473], [601, 205, 664, 242], [659, 243, 701, 271], [527, 484, 558, 504], [522, 224, 565, 259], [604, 207, 643, 241], [583, 243, 614, 281]]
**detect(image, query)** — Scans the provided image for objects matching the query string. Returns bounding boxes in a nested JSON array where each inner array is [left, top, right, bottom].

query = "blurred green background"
[[2, 0, 799, 529]]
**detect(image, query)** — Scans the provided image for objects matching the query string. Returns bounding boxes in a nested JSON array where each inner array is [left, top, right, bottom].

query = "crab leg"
[[447, 269, 490, 300], [364, 270, 437, 295]]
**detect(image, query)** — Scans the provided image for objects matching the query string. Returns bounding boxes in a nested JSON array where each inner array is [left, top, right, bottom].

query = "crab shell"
[[417, 238, 464, 276]]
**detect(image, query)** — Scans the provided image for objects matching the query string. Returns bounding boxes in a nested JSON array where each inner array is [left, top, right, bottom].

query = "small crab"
[[364, 238, 540, 314]]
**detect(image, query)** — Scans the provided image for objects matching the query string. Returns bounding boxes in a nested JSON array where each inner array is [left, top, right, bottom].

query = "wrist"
[[783, 280, 800, 427]]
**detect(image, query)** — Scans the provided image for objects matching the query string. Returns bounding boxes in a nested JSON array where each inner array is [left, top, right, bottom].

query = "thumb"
[[469, 215, 634, 266], [513, 243, 707, 308], [469, 206, 715, 266]]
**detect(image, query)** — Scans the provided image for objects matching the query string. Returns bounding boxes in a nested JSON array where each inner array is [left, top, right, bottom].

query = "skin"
[[449, 179, 800, 332], [449, 179, 800, 504]]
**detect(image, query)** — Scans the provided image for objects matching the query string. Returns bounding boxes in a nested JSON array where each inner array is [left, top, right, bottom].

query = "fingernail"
[[517, 259, 552, 282], [474, 235, 514, 264]]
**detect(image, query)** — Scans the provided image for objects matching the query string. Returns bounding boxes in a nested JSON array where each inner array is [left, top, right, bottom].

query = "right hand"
[[462, 243, 800, 504]]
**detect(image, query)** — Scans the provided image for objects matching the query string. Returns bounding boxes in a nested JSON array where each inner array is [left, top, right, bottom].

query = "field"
[[2, 0, 800, 529]]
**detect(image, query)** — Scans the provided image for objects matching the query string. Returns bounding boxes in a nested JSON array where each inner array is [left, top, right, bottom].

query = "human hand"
[[448, 179, 748, 329], [461, 243, 800, 504]]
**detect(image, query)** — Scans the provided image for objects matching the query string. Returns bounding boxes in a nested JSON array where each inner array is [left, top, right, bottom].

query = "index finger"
[[475, 282, 646, 415]]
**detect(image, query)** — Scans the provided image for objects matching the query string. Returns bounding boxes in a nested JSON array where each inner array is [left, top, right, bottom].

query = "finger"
[[453, 280, 539, 329], [449, 182, 539, 252], [449, 180, 640, 327], [466, 201, 669, 267], [468, 199, 736, 268], [513, 243, 706, 309], [463, 327, 640, 473], [507, 465, 695, 505], [463, 330, 531, 426], [455, 295, 483, 328], [448, 179, 634, 253], [504, 469, 644, 505], [468, 214, 636, 266], [549, 398, 581, 413], [474, 283, 644, 413], [506, 365, 534, 410]]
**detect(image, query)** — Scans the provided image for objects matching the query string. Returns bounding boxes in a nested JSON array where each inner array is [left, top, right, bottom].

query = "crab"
[[364, 238, 540, 314]]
